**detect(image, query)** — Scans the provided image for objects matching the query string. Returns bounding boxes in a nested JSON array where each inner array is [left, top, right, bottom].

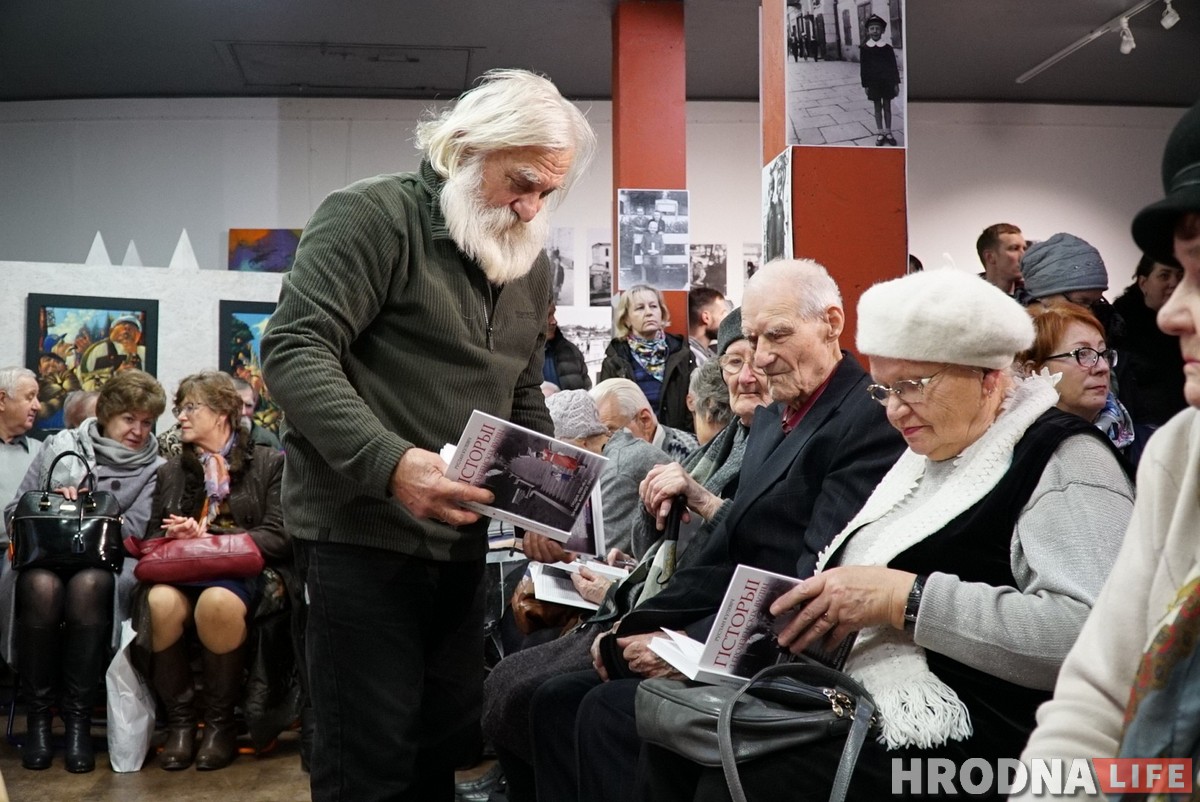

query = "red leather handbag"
[[124, 533, 264, 583]]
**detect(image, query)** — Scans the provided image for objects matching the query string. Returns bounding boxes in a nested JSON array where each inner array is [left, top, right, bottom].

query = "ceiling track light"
[[1119, 17, 1137, 54], [1162, 0, 1181, 29], [1016, 0, 1179, 83]]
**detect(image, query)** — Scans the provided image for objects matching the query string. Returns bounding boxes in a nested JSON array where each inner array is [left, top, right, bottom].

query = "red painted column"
[[761, 0, 906, 357], [612, 0, 688, 335]]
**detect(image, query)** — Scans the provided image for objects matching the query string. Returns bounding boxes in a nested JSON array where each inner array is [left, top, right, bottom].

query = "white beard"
[[440, 158, 550, 285]]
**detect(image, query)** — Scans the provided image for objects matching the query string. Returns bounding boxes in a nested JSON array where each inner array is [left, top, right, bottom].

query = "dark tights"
[[17, 567, 114, 629]]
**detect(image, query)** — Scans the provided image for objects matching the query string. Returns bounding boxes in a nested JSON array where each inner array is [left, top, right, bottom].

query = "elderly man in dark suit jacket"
[[527, 259, 906, 802]]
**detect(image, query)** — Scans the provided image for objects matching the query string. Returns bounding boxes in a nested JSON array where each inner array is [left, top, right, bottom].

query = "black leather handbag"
[[9, 451, 125, 573]]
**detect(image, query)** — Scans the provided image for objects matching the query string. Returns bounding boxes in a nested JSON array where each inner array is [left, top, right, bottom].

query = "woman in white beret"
[[640, 268, 1135, 802]]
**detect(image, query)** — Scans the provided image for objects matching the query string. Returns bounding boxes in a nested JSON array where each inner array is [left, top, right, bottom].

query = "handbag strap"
[[43, 450, 97, 495], [717, 662, 878, 802]]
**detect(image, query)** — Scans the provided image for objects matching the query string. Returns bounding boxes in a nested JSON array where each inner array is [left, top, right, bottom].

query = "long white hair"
[[415, 69, 596, 195]]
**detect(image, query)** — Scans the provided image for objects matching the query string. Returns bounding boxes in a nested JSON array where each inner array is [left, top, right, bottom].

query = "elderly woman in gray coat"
[[2, 369, 165, 773]]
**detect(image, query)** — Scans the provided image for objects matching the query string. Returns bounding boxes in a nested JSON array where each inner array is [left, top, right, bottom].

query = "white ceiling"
[[1, 0, 1197, 106]]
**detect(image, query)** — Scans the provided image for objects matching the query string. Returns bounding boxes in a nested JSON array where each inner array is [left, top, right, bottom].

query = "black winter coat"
[[1113, 288, 1187, 427], [130, 436, 301, 749], [546, 331, 591, 391], [599, 333, 695, 431]]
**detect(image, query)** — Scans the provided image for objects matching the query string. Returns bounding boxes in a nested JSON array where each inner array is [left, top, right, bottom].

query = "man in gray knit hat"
[[261, 70, 595, 802]]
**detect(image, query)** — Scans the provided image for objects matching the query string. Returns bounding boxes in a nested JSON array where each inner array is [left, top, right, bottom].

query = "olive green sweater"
[[261, 160, 553, 561]]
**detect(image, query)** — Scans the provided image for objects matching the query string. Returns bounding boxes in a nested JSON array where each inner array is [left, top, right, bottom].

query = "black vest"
[[836, 408, 1129, 758]]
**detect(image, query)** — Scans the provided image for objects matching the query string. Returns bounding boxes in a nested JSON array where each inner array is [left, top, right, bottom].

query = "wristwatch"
[[903, 575, 927, 632]]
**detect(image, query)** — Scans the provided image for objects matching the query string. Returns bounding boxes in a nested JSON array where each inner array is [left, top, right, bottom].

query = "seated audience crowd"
[[0, 98, 1196, 802]]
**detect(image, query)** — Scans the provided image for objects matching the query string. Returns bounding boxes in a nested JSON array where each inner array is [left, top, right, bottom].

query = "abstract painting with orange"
[[228, 229, 302, 272]]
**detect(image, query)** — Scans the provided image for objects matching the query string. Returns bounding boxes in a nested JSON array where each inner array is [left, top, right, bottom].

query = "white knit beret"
[[856, 269, 1034, 370]]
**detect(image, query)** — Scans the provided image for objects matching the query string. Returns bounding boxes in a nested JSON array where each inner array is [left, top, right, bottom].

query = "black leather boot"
[[150, 639, 196, 770], [61, 623, 109, 773], [195, 646, 244, 771], [17, 623, 61, 771]]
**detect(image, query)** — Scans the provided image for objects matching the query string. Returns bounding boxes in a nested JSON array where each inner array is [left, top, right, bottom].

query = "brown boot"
[[150, 640, 196, 770], [195, 646, 244, 771]]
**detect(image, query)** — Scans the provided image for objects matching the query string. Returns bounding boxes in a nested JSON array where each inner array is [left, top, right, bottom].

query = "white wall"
[[907, 103, 1185, 282], [0, 97, 1185, 408]]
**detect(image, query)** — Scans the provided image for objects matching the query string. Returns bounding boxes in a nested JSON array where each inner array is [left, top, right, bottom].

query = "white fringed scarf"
[[814, 372, 1061, 749]]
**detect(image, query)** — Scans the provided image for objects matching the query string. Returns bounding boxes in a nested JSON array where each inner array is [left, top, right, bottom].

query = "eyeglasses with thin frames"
[[172, 402, 209, 418], [1044, 347, 1118, 369], [866, 366, 955, 406], [717, 354, 766, 376]]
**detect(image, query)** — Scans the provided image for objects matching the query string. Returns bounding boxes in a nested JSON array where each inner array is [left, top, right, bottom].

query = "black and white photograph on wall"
[[744, 242, 763, 281], [783, 0, 907, 147], [616, 189, 690, 292], [762, 149, 793, 264], [546, 227, 575, 306], [553, 305, 613, 387], [587, 229, 613, 307], [689, 244, 728, 296]]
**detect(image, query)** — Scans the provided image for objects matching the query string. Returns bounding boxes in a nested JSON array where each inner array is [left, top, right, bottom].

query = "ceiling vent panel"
[[219, 41, 474, 94]]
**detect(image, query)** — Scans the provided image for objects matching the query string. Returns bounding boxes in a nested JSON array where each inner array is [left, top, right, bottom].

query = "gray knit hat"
[[716, 307, 744, 356], [545, 389, 608, 440], [1020, 233, 1109, 301], [857, 269, 1034, 370]]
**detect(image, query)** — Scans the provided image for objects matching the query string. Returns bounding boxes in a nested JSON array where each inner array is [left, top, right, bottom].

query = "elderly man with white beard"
[[260, 69, 595, 802]]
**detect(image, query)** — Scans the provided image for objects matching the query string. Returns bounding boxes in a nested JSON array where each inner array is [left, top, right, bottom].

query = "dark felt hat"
[[717, 307, 744, 356], [1132, 99, 1200, 266], [865, 14, 887, 30]]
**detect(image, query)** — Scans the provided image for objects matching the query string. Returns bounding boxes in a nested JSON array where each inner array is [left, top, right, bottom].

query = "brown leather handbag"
[[509, 575, 580, 636]]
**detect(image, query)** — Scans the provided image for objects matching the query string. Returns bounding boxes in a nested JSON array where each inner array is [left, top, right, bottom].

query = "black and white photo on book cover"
[[650, 563, 854, 686], [444, 410, 607, 542], [703, 566, 801, 679]]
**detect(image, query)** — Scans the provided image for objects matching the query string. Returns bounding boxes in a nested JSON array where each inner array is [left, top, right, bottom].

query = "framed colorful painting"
[[227, 228, 302, 272], [218, 300, 282, 433], [25, 293, 159, 432]]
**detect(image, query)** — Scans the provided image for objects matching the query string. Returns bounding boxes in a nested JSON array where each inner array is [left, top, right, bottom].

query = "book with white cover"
[[648, 564, 853, 687], [528, 560, 630, 610], [443, 410, 607, 544]]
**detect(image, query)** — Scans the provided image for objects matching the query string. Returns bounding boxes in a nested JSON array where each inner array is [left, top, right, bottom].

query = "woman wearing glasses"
[[1019, 303, 1135, 460], [641, 269, 1134, 801], [129, 371, 295, 771]]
